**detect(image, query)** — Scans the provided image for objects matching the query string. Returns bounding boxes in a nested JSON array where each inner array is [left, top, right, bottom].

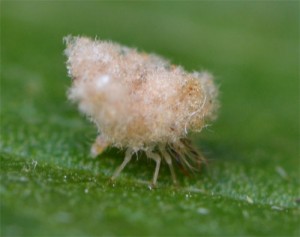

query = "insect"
[[65, 36, 218, 186]]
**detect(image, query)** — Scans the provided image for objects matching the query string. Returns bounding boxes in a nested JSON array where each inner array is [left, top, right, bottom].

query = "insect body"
[[65, 36, 218, 186]]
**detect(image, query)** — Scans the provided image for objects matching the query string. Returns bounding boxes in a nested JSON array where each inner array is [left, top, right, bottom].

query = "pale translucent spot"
[[54, 212, 71, 223], [31, 160, 38, 170], [96, 75, 110, 89], [276, 166, 288, 179], [19, 176, 28, 182], [242, 210, 249, 218], [197, 207, 209, 215], [271, 206, 283, 211], [246, 195, 254, 204]]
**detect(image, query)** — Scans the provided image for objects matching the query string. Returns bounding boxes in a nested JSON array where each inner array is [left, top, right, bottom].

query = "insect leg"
[[111, 148, 134, 181], [90, 134, 109, 158], [145, 150, 161, 187]]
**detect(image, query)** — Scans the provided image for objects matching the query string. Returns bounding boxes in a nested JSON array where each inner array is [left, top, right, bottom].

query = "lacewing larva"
[[65, 36, 218, 186]]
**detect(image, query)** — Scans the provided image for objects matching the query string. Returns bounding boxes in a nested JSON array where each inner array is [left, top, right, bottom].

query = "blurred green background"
[[1, 1, 299, 236]]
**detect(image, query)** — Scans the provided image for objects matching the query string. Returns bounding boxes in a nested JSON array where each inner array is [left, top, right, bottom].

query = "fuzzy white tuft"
[[65, 36, 219, 186]]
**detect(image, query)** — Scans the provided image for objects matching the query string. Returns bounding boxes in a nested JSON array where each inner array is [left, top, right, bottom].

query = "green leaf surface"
[[1, 1, 299, 236]]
